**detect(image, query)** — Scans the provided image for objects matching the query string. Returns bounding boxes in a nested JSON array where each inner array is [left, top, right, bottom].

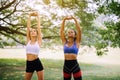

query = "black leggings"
[[63, 60, 82, 80]]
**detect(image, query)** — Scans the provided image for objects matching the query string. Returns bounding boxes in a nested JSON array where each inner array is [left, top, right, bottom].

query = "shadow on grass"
[[0, 58, 120, 80], [0, 59, 25, 80]]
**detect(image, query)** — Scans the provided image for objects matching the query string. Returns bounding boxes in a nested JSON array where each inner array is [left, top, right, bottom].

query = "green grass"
[[0, 58, 120, 80]]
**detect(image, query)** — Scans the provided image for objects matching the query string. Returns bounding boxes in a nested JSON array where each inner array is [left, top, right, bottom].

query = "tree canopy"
[[93, 0, 120, 55], [0, 0, 95, 46], [0, 0, 119, 55]]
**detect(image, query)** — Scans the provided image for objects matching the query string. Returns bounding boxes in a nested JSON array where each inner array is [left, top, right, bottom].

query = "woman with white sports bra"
[[25, 12, 44, 80], [60, 16, 82, 80]]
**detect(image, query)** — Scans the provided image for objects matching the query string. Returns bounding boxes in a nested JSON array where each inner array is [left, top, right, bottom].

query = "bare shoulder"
[[26, 40, 30, 45]]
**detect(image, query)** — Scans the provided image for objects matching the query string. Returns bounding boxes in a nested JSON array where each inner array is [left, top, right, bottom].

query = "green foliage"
[[42, 0, 50, 5], [56, 0, 63, 6], [0, 0, 30, 46], [99, 21, 120, 48], [1, 0, 109, 56], [98, 0, 120, 16], [92, 22, 120, 55], [0, 0, 97, 47], [56, 0, 76, 7], [93, 0, 120, 54]]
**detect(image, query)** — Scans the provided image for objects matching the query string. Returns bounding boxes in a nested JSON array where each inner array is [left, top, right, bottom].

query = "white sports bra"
[[26, 41, 40, 55]]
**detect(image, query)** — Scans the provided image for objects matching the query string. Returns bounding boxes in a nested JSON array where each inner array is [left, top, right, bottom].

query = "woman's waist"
[[64, 53, 77, 60], [26, 54, 38, 61]]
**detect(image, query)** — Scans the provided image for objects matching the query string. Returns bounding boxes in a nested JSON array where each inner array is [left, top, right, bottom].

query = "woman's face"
[[30, 28, 38, 37], [67, 29, 76, 38]]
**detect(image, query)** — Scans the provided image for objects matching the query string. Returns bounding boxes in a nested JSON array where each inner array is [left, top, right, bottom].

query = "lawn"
[[0, 58, 120, 80]]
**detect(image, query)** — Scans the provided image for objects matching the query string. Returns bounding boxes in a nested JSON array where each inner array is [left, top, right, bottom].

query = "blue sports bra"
[[64, 41, 78, 55]]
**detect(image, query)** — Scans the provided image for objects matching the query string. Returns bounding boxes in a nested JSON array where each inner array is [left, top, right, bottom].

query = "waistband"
[[65, 59, 77, 61], [27, 58, 39, 62], [64, 59, 77, 64]]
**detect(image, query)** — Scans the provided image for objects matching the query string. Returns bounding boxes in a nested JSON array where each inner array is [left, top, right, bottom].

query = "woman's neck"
[[31, 37, 37, 42], [67, 38, 74, 43]]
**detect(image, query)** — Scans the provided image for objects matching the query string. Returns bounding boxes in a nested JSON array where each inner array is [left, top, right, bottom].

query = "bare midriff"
[[64, 53, 77, 60], [26, 54, 38, 61]]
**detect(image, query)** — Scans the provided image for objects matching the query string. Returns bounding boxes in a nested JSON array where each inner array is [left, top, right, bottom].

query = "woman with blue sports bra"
[[60, 16, 82, 80], [25, 12, 44, 80]]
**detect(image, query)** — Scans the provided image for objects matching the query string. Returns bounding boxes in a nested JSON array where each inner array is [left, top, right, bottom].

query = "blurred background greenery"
[[0, 0, 120, 55]]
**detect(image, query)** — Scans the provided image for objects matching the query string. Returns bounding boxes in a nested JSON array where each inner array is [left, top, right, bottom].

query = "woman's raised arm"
[[36, 12, 42, 46], [72, 17, 81, 45], [26, 14, 31, 44], [60, 17, 67, 45]]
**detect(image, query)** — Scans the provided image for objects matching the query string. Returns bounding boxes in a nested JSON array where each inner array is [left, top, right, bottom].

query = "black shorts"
[[26, 58, 44, 73]]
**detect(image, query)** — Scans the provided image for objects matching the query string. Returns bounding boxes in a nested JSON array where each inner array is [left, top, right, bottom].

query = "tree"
[[0, 0, 60, 47], [52, 0, 97, 45], [1, 0, 97, 48], [0, 0, 24, 45], [93, 0, 120, 55], [0, 0, 32, 47]]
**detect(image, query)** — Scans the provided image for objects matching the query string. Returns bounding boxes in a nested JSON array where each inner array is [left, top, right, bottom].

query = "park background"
[[0, 0, 120, 80]]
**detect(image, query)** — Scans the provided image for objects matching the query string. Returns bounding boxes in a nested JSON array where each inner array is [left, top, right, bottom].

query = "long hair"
[[73, 29, 77, 41]]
